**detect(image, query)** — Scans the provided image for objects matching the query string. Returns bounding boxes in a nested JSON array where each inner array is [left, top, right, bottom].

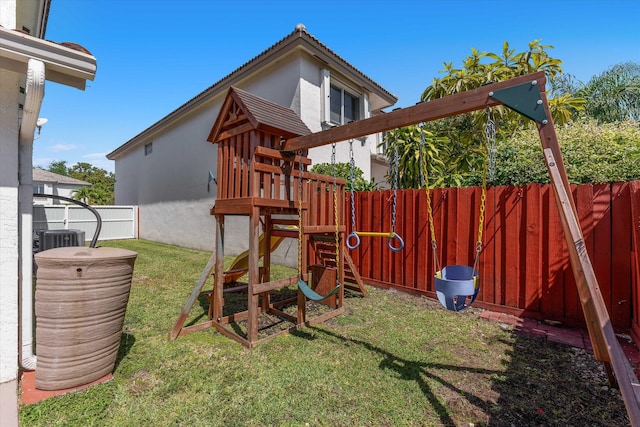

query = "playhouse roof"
[[207, 87, 311, 143]]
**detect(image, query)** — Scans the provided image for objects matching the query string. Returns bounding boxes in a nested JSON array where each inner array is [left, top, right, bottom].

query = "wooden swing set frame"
[[284, 70, 640, 425], [169, 72, 640, 424]]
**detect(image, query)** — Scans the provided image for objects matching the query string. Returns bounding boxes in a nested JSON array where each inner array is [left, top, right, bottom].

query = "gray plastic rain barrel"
[[34, 246, 137, 390]]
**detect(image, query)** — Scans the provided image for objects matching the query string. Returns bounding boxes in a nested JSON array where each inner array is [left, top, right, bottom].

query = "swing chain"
[[390, 130, 399, 234], [485, 108, 497, 183], [331, 143, 340, 280], [419, 124, 438, 253], [297, 150, 304, 279], [474, 110, 492, 272], [349, 139, 357, 233]]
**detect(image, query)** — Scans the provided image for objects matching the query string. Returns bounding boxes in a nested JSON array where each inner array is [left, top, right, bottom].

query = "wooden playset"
[[169, 74, 640, 423], [170, 87, 366, 348]]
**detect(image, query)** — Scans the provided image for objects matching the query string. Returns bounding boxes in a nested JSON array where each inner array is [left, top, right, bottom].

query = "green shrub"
[[310, 162, 379, 191], [465, 119, 640, 186]]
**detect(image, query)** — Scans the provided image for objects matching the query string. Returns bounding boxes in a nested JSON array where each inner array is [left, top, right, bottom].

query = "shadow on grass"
[[294, 327, 502, 426], [487, 333, 628, 426], [114, 332, 136, 371]]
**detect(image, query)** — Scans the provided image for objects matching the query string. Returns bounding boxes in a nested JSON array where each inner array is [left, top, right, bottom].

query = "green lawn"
[[20, 239, 627, 426]]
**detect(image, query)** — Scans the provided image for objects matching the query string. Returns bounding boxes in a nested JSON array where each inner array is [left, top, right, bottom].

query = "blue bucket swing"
[[434, 264, 480, 312], [420, 114, 494, 311]]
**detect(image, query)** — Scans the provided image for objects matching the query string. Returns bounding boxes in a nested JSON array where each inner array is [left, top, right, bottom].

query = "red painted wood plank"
[[479, 186, 497, 306], [240, 133, 249, 197], [501, 187, 521, 308], [444, 188, 458, 267], [400, 190, 416, 289], [541, 184, 567, 320], [430, 187, 446, 293], [592, 183, 613, 321], [359, 192, 373, 279], [230, 137, 238, 197], [630, 181, 640, 335], [523, 184, 542, 313], [494, 186, 508, 306], [415, 188, 430, 291], [563, 184, 593, 325], [456, 187, 473, 266], [379, 191, 391, 283], [418, 187, 430, 291], [611, 182, 632, 329]]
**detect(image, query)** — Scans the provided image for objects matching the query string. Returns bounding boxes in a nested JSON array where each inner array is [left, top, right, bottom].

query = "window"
[[144, 142, 153, 155], [329, 84, 360, 125], [33, 183, 45, 195]]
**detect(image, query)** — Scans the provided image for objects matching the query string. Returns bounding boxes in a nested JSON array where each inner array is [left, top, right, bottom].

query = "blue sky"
[[34, 0, 640, 173]]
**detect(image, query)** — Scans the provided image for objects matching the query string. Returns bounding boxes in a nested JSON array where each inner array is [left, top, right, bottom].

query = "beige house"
[[107, 24, 397, 255], [32, 168, 91, 205], [0, 1, 96, 424]]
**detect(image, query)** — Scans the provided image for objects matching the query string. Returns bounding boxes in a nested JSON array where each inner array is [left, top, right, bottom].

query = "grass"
[[20, 239, 628, 426]]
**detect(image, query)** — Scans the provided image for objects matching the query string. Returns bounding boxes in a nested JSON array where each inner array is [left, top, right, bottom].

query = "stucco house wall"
[[109, 26, 396, 257], [0, 57, 22, 427]]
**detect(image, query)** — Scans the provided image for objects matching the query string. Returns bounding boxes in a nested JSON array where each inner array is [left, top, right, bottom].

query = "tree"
[[44, 160, 115, 205], [67, 162, 115, 205], [577, 61, 640, 123], [47, 160, 69, 176], [385, 40, 585, 188], [71, 186, 91, 204]]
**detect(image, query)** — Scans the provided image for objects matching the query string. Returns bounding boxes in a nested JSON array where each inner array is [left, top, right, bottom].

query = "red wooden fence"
[[346, 180, 640, 331]]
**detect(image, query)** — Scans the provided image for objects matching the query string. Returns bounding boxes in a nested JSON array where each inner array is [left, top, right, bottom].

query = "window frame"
[[329, 84, 361, 125], [144, 142, 153, 156]]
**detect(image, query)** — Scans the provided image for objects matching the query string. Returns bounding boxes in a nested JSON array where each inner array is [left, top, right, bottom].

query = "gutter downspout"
[[19, 58, 45, 370]]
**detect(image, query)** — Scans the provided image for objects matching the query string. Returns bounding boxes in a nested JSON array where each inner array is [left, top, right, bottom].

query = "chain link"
[[331, 143, 340, 280], [474, 111, 492, 272], [391, 130, 399, 234], [419, 124, 440, 272], [485, 108, 497, 183], [349, 140, 357, 233], [297, 150, 304, 278]]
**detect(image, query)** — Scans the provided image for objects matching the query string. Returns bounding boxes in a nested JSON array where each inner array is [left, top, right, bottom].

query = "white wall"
[[0, 48, 20, 427], [0, 67, 20, 383]]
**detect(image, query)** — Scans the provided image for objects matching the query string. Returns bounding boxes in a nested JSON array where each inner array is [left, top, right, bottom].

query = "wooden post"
[[247, 206, 261, 345], [213, 215, 225, 323], [168, 251, 216, 340], [544, 149, 640, 418], [262, 215, 272, 312]]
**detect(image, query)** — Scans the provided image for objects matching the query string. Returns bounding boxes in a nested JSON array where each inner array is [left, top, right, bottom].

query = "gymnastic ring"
[[387, 234, 405, 252], [346, 232, 361, 250]]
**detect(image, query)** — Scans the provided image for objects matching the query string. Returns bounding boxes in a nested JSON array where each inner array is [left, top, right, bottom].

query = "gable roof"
[[107, 24, 397, 160], [208, 87, 311, 143], [33, 169, 91, 186]]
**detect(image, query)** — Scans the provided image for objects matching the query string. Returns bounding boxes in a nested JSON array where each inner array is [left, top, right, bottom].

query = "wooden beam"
[[283, 71, 546, 152], [169, 251, 216, 340], [544, 149, 640, 424]]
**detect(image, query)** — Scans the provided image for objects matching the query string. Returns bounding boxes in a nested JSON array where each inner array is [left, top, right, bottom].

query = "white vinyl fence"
[[33, 205, 138, 241]]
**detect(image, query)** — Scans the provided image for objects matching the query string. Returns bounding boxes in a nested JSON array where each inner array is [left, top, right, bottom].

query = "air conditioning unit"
[[36, 230, 85, 252]]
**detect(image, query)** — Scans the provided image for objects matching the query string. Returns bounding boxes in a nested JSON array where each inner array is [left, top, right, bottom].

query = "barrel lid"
[[34, 246, 137, 260]]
